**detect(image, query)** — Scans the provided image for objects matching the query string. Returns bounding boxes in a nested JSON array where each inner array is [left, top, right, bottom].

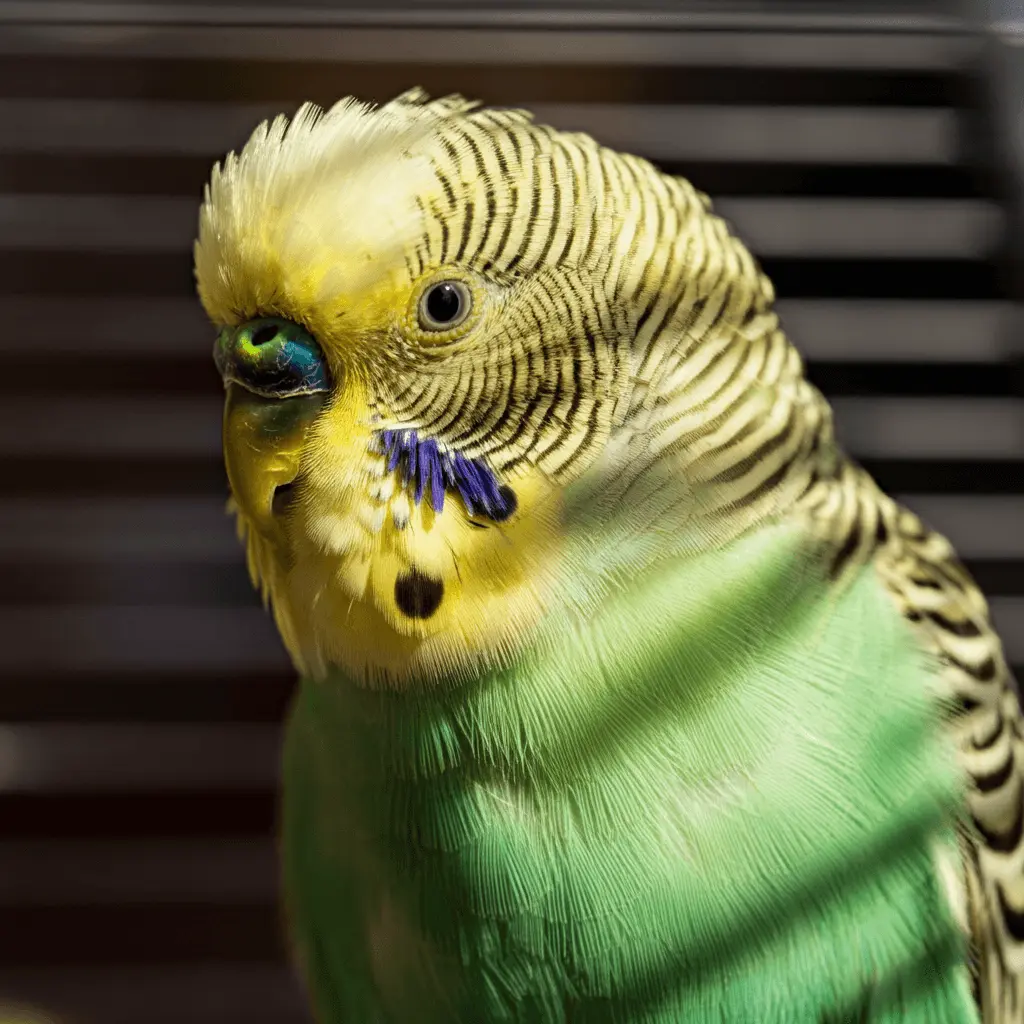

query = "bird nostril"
[[271, 482, 298, 517], [252, 324, 278, 346]]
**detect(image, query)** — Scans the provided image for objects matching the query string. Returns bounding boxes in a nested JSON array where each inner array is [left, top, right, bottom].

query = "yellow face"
[[212, 272, 588, 688], [198, 95, 634, 686]]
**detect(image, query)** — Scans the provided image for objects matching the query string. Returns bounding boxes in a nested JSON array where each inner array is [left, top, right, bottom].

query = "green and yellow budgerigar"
[[194, 89, 1024, 1022]]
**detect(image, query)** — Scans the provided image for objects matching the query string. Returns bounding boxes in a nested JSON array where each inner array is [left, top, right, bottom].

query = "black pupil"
[[425, 283, 462, 325]]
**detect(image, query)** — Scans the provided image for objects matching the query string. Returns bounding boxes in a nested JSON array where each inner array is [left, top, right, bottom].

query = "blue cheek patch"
[[214, 318, 331, 399], [379, 429, 515, 522]]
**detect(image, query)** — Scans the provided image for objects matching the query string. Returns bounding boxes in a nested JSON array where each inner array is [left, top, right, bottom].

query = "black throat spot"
[[394, 568, 445, 620]]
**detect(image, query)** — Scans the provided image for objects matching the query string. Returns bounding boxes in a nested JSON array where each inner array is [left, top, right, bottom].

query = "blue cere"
[[378, 429, 515, 522], [214, 317, 331, 399]]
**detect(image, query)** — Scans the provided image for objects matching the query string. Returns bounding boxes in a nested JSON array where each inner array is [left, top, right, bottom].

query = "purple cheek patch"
[[376, 429, 514, 521]]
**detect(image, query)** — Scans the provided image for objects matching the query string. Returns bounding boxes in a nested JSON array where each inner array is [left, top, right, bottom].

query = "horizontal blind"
[[1, 6, 1020, 1024]]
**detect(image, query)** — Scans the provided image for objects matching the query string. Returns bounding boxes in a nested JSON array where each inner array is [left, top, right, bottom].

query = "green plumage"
[[283, 522, 975, 1022]]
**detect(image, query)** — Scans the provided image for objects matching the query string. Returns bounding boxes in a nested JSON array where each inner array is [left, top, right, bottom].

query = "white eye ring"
[[417, 280, 472, 331]]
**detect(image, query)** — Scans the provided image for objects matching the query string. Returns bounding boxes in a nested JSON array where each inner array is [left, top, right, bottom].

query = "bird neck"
[[284, 521, 971, 1021]]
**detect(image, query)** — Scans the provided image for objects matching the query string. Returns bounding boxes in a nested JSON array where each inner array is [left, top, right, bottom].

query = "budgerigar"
[[194, 89, 1024, 1022]]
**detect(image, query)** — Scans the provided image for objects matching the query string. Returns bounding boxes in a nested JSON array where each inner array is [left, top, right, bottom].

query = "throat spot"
[[394, 568, 445, 619]]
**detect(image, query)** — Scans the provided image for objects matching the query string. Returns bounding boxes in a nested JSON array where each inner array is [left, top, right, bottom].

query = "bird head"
[[195, 89, 801, 687]]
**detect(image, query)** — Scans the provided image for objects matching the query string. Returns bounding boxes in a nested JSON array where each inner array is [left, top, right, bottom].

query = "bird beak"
[[221, 385, 326, 535]]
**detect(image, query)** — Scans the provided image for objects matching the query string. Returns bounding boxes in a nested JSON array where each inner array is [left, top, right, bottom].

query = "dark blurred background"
[[0, 1, 1021, 1022]]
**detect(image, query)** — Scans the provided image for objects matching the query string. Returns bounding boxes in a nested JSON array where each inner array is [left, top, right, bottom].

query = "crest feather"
[[193, 89, 482, 330]]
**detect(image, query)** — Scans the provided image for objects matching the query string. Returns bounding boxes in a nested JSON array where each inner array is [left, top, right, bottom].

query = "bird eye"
[[418, 280, 471, 331], [213, 317, 331, 399]]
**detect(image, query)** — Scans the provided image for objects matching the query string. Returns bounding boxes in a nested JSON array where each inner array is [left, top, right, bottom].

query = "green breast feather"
[[282, 521, 976, 1023]]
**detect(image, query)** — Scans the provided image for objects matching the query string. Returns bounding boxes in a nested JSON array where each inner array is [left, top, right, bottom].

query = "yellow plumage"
[[198, 92, 589, 683]]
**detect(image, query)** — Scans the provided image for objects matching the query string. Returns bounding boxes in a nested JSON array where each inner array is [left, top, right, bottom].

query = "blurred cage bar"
[[972, 0, 1024, 394], [0, 1, 1022, 1022]]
